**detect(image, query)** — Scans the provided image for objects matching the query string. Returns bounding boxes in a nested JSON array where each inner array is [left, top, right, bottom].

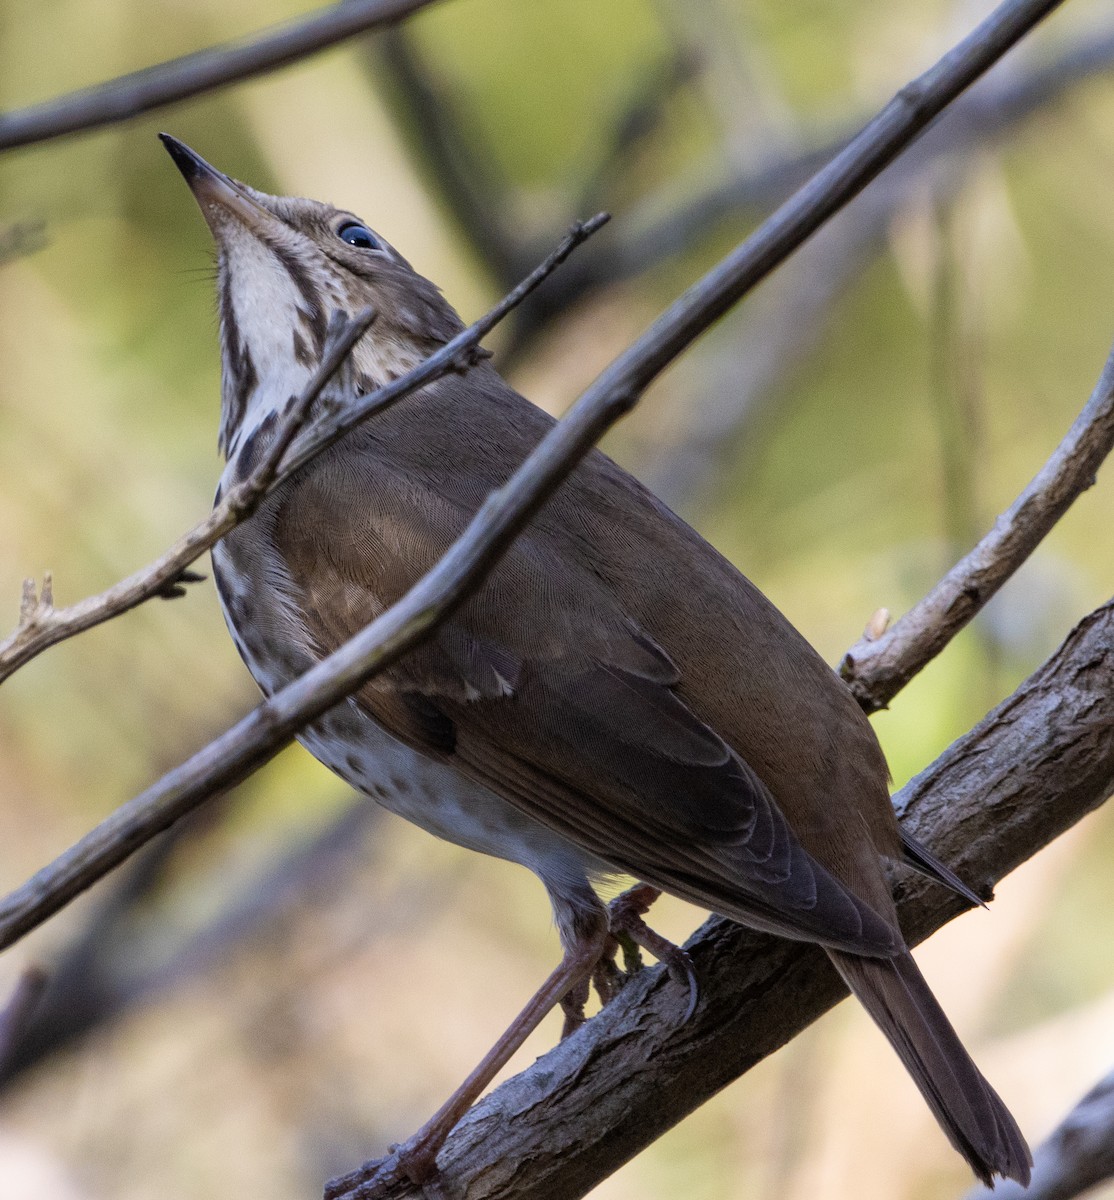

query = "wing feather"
[[272, 435, 899, 956]]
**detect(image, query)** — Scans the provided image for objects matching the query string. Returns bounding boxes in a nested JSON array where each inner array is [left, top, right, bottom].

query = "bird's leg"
[[325, 915, 610, 1198], [559, 971, 592, 1038]]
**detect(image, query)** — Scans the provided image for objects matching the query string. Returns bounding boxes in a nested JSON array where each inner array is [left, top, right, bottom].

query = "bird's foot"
[[605, 884, 700, 1022], [562, 885, 700, 1029]]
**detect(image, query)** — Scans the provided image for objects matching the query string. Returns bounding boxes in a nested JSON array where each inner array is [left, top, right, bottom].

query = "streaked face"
[[161, 135, 464, 456]]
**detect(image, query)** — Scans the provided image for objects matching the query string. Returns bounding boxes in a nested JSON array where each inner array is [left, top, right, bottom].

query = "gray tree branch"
[[331, 598, 1114, 1200], [0, 0, 443, 152], [0, 966, 47, 1076], [0, 797, 384, 1085], [616, 22, 1114, 282]]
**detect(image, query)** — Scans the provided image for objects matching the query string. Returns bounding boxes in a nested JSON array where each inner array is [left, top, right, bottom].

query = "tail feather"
[[828, 949, 1032, 1187]]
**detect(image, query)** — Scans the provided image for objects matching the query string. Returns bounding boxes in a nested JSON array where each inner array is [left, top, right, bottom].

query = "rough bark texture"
[[360, 600, 1114, 1200]]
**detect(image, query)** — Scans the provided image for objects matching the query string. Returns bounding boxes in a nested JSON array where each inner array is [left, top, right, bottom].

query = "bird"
[[160, 133, 1031, 1191]]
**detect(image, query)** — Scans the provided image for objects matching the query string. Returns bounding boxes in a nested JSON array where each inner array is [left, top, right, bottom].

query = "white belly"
[[210, 531, 598, 892]]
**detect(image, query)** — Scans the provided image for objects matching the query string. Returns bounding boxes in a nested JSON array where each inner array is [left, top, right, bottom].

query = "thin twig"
[[0, 307, 376, 681], [277, 214, 609, 481], [0, 0, 442, 153], [573, 43, 703, 216], [0, 216, 608, 685], [840, 343, 1114, 712], [0, 0, 1073, 955], [963, 1068, 1114, 1200]]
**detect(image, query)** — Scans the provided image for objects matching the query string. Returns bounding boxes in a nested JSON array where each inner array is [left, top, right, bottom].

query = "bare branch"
[[840, 343, 1114, 712], [0, 0, 1072, 973], [330, 600, 1114, 1200], [0, 798, 384, 1086], [964, 1068, 1114, 1200], [573, 43, 703, 216], [499, 22, 1114, 365], [0, 0, 443, 153], [0, 216, 607, 684], [0, 307, 377, 681]]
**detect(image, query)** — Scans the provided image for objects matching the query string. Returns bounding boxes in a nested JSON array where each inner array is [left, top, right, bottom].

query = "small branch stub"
[[18, 573, 53, 627]]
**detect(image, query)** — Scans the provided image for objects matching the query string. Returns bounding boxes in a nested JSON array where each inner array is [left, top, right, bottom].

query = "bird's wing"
[[273, 447, 900, 958]]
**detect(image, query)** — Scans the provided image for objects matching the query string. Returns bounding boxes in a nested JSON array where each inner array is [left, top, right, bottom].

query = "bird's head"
[[160, 134, 463, 457]]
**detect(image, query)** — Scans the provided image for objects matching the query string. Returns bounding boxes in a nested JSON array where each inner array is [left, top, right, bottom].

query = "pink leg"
[[325, 921, 609, 1198]]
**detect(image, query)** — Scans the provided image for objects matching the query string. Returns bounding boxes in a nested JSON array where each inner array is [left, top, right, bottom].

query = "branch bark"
[[0, 0, 443, 152], [332, 599, 1114, 1200]]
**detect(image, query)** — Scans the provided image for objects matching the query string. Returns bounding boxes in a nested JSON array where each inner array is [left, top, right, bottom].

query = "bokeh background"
[[2, 0, 1114, 1197]]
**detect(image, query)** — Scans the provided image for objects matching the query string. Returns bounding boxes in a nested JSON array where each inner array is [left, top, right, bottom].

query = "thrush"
[[161, 134, 1031, 1190]]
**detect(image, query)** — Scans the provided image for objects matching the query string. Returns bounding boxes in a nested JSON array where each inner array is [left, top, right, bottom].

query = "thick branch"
[[840, 343, 1114, 711], [0, 0, 442, 153], [964, 1068, 1114, 1200], [345, 600, 1114, 1200], [0, 217, 606, 684]]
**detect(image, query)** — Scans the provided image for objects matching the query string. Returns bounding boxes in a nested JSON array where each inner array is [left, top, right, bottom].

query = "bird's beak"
[[159, 133, 277, 240]]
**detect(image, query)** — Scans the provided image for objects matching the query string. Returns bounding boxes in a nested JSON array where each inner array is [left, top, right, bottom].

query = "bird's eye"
[[337, 222, 382, 250]]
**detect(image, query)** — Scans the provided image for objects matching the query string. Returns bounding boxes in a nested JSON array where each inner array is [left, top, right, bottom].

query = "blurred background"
[[1, 0, 1114, 1197]]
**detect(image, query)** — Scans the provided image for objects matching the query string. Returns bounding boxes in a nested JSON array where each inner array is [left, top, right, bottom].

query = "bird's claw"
[[607, 884, 700, 1024]]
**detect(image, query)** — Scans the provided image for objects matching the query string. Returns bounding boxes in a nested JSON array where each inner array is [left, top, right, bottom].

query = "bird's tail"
[[827, 948, 1032, 1187]]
